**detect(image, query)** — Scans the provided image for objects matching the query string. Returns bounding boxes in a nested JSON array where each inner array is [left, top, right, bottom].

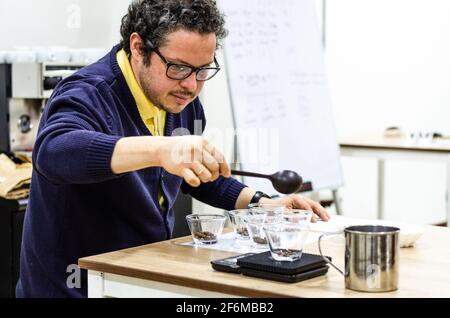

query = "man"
[[16, 0, 329, 298]]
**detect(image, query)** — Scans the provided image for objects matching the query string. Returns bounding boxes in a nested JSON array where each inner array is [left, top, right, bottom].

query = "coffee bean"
[[194, 231, 217, 241], [253, 236, 267, 245], [236, 227, 249, 236], [273, 249, 297, 257]]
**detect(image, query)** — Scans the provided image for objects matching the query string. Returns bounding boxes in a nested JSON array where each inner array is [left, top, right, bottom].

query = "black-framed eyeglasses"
[[147, 40, 220, 81]]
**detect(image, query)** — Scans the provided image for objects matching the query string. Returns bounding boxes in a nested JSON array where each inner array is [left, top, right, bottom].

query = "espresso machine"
[[1, 62, 86, 153], [0, 61, 84, 297]]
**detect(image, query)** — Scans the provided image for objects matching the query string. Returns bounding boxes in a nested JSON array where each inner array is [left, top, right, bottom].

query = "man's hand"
[[259, 195, 329, 222], [111, 136, 230, 187], [158, 135, 231, 187]]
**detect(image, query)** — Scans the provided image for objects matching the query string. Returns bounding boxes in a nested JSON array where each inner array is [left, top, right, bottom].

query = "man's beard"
[[138, 71, 195, 113]]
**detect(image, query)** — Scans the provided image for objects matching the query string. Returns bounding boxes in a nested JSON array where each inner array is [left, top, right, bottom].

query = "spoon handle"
[[230, 169, 271, 179]]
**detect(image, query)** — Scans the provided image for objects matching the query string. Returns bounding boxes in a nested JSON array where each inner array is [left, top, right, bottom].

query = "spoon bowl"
[[271, 170, 303, 194], [231, 169, 303, 194]]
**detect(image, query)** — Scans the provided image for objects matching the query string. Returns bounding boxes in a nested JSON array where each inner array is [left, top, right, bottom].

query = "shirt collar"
[[116, 48, 159, 121]]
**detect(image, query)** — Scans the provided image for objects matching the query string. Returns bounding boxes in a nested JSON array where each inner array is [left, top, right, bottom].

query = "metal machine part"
[[17, 114, 33, 133], [8, 99, 42, 152], [1, 62, 84, 152], [12, 62, 84, 99]]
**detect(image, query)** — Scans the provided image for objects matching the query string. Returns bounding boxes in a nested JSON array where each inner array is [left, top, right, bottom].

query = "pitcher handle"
[[318, 232, 344, 276]]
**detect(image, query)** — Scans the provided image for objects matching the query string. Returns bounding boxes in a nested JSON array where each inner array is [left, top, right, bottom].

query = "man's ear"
[[129, 32, 143, 63]]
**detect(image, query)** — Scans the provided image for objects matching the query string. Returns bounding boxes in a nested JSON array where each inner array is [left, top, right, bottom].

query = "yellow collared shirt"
[[116, 49, 166, 136], [116, 49, 166, 209]]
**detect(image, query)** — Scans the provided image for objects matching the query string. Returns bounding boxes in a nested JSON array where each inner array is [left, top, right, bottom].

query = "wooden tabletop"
[[339, 135, 450, 153], [78, 224, 450, 298]]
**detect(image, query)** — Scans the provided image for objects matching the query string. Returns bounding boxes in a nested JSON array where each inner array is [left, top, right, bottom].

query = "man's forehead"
[[163, 30, 216, 49], [160, 31, 217, 64]]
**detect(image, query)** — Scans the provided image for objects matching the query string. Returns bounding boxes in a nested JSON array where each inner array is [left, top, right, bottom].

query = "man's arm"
[[185, 180, 329, 220], [111, 135, 231, 187], [234, 187, 256, 209], [110, 136, 167, 173], [236, 187, 329, 220]]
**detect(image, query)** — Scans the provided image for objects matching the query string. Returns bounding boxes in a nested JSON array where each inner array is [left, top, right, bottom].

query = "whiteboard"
[[219, 0, 343, 194]]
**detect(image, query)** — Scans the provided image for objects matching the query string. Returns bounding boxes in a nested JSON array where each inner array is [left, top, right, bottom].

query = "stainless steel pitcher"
[[319, 225, 400, 292]]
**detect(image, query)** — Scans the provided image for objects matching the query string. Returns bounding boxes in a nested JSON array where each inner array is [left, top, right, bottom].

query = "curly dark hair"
[[120, 0, 227, 64]]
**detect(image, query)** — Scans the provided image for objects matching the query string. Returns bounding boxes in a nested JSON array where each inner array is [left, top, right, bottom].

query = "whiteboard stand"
[[302, 184, 342, 216], [332, 189, 342, 215]]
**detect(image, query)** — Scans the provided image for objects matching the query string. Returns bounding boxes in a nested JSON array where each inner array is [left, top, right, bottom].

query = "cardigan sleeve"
[[180, 176, 247, 210], [33, 80, 122, 184]]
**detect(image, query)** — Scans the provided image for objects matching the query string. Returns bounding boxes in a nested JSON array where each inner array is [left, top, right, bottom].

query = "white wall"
[[0, 0, 129, 50], [326, 0, 450, 223], [326, 0, 450, 137]]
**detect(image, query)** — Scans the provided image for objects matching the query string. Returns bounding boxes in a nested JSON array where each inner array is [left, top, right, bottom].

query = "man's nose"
[[179, 72, 198, 92]]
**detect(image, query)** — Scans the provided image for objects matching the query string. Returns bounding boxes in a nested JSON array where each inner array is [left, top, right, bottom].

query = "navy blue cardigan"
[[16, 45, 246, 298]]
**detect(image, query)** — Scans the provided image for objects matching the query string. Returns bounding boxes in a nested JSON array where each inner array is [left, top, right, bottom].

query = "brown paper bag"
[[0, 154, 32, 199]]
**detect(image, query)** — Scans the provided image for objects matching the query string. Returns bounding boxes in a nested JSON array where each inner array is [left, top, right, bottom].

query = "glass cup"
[[264, 222, 310, 261], [226, 209, 267, 240], [185, 214, 226, 245], [243, 214, 280, 249], [248, 202, 285, 221], [282, 209, 313, 224]]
